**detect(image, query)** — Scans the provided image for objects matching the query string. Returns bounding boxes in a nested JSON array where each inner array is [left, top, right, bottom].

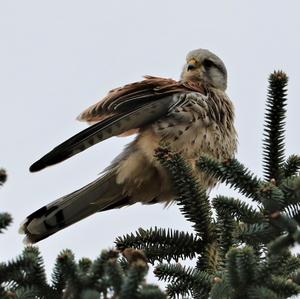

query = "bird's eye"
[[203, 59, 214, 69]]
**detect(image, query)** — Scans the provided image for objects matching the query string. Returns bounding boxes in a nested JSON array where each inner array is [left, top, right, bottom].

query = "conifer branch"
[[283, 202, 300, 223], [155, 148, 221, 273], [0, 253, 33, 287], [22, 247, 50, 295], [258, 182, 286, 214], [51, 258, 65, 294], [236, 222, 277, 245], [116, 227, 201, 263], [196, 242, 220, 274], [268, 276, 300, 298], [218, 247, 285, 298], [155, 264, 212, 298], [212, 196, 263, 224], [155, 148, 214, 242], [138, 285, 166, 299], [281, 254, 300, 276], [55, 249, 79, 296], [209, 277, 230, 299], [280, 176, 300, 206], [0, 212, 12, 233], [119, 259, 148, 299], [284, 155, 300, 178], [119, 248, 165, 299], [106, 258, 124, 295], [90, 249, 119, 282], [197, 157, 261, 201], [263, 71, 288, 183], [225, 247, 244, 290], [268, 234, 294, 254], [214, 207, 236, 261], [165, 280, 191, 298], [246, 286, 282, 299]]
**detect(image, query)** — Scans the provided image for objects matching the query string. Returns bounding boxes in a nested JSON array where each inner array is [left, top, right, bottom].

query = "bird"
[[20, 48, 237, 244]]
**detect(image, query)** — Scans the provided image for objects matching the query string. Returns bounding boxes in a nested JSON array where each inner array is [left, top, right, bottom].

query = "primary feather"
[[30, 77, 204, 173]]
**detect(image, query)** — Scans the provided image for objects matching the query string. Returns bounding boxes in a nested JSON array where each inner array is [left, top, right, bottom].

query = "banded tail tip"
[[23, 235, 33, 245], [19, 219, 34, 245]]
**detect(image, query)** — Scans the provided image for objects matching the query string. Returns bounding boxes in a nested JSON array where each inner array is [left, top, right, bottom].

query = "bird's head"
[[181, 48, 227, 91]]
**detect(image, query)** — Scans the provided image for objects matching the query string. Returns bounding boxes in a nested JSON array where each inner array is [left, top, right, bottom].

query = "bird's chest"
[[136, 94, 236, 177], [135, 92, 236, 191], [152, 105, 230, 161]]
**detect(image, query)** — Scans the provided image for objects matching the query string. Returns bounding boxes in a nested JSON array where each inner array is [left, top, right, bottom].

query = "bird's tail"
[[19, 170, 126, 244]]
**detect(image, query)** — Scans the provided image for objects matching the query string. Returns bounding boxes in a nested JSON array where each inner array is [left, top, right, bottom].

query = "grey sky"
[[1, 0, 300, 285]]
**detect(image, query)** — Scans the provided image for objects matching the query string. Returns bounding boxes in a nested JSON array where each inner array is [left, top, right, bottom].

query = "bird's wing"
[[77, 76, 203, 122], [30, 76, 205, 173]]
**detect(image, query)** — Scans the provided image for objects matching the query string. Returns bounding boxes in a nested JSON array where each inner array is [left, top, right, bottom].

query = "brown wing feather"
[[30, 77, 206, 172], [77, 76, 205, 123]]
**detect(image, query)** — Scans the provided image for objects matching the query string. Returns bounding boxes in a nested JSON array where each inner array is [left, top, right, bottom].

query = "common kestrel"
[[20, 48, 237, 243]]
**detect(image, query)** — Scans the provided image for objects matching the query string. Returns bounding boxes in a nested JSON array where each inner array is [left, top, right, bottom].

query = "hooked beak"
[[187, 58, 197, 71]]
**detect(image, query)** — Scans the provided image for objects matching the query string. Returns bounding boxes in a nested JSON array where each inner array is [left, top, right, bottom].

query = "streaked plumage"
[[20, 49, 237, 243]]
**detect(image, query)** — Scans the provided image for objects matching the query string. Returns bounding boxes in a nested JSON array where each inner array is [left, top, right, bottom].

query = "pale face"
[[181, 49, 227, 91]]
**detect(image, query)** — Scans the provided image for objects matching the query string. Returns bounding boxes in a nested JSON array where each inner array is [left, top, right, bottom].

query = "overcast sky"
[[1, 0, 300, 286]]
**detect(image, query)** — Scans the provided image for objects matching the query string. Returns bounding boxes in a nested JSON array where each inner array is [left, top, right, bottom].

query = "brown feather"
[[77, 76, 205, 124]]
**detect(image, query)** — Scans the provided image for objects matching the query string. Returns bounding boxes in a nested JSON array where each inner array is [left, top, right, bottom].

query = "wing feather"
[[77, 76, 190, 123], [30, 76, 205, 172], [30, 96, 177, 172]]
